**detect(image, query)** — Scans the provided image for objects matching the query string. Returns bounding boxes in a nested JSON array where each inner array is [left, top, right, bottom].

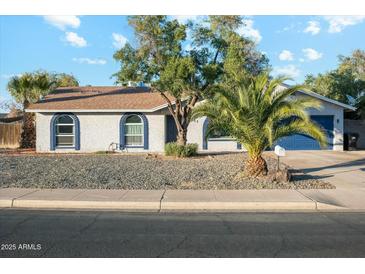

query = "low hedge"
[[164, 142, 198, 157]]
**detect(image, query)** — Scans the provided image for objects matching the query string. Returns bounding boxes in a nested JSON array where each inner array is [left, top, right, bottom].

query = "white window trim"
[[55, 116, 75, 148], [124, 116, 144, 147]]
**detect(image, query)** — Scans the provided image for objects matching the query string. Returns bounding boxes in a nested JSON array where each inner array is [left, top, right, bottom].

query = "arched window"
[[120, 113, 149, 149], [125, 115, 143, 146], [55, 115, 75, 147], [50, 113, 80, 150]]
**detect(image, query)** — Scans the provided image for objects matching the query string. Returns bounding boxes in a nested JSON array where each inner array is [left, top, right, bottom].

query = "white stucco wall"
[[36, 112, 165, 153], [187, 116, 244, 152], [36, 112, 51, 152], [205, 139, 241, 151], [186, 117, 204, 150]]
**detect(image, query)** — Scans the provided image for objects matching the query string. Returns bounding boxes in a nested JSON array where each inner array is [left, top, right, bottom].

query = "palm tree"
[[192, 72, 327, 177], [7, 72, 56, 109], [7, 72, 56, 148], [7, 73, 36, 110]]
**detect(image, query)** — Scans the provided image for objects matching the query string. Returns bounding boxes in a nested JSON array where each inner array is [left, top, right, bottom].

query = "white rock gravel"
[[0, 153, 334, 189]]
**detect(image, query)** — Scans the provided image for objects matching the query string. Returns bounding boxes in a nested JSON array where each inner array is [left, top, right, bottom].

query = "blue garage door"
[[276, 115, 334, 150]]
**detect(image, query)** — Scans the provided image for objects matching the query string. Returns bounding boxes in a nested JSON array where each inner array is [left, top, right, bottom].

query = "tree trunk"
[[177, 129, 187, 146], [20, 100, 36, 149], [244, 154, 268, 177], [157, 91, 198, 147]]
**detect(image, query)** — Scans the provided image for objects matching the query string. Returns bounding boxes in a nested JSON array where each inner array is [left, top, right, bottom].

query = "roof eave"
[[297, 90, 357, 111], [280, 83, 356, 111], [25, 102, 174, 113]]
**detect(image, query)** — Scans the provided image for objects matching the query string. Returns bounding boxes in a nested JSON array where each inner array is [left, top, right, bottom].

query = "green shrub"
[[164, 142, 198, 157]]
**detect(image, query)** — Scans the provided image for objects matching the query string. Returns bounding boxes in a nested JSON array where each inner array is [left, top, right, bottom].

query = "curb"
[[0, 188, 352, 212], [0, 200, 13, 208], [0, 199, 347, 212], [160, 201, 317, 211], [10, 199, 160, 211]]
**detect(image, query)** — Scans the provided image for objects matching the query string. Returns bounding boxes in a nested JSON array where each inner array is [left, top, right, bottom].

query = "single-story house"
[[26, 85, 355, 153]]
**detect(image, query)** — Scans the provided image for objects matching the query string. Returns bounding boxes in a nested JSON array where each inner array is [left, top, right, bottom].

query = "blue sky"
[[1, 15, 365, 110]]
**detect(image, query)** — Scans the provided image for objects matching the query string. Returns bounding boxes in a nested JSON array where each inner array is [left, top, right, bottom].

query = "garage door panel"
[[276, 115, 334, 150]]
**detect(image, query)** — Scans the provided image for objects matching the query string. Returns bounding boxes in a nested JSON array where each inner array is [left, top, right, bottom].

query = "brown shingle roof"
[[27, 86, 175, 112]]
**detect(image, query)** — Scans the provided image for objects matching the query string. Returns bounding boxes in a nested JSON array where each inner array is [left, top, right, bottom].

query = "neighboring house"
[[26, 85, 355, 153]]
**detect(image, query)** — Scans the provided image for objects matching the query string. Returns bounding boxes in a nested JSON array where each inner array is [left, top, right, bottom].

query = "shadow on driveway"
[[299, 157, 365, 174]]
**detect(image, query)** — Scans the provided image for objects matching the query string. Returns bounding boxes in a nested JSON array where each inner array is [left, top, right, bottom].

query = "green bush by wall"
[[164, 142, 198, 157]]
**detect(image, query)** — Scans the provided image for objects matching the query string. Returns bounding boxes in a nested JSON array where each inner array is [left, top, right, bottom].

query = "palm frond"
[[191, 71, 327, 157], [273, 119, 328, 147]]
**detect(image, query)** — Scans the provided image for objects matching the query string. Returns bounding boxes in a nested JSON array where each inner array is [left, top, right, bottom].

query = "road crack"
[[0, 214, 36, 241], [272, 233, 287, 258], [215, 214, 234, 234], [41, 212, 101, 257], [158, 189, 167, 213], [156, 235, 188, 257]]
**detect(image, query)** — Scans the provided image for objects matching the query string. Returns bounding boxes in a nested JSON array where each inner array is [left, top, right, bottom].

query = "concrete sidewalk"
[[1, 188, 363, 212]]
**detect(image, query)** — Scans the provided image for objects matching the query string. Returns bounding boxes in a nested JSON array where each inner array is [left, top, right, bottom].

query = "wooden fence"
[[0, 123, 22, 148]]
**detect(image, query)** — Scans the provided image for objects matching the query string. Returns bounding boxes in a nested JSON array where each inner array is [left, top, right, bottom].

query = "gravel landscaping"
[[0, 153, 334, 189]]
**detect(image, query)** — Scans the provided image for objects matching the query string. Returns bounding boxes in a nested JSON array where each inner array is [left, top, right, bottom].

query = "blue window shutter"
[[120, 113, 149, 150], [202, 118, 209, 150], [237, 142, 242, 149], [120, 115, 127, 149], [50, 115, 57, 151], [142, 114, 149, 149], [74, 115, 80, 150]]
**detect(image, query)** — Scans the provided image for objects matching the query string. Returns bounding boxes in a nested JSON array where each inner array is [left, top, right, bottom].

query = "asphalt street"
[[1, 210, 365, 257]]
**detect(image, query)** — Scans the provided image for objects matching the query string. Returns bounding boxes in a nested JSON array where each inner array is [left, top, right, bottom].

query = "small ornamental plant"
[[165, 142, 198, 157]]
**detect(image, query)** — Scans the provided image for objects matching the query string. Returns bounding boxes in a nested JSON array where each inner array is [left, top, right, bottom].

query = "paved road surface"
[[1, 210, 365, 257]]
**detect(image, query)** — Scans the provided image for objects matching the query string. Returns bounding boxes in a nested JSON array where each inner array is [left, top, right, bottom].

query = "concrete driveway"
[[273, 150, 365, 189]]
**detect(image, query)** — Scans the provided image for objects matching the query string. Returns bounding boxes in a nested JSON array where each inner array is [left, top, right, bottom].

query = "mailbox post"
[[274, 145, 286, 171]]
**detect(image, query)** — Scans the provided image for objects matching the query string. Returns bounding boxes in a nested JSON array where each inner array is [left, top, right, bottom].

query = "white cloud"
[[302, 48, 323, 61], [1, 74, 14, 79], [112, 33, 128, 49], [237, 19, 262, 43], [276, 23, 295, 33], [299, 58, 305, 63], [278, 50, 294, 61], [65, 32, 87, 47], [72, 58, 106, 65], [43, 16, 80, 30], [272, 65, 300, 79], [1, 73, 22, 79], [324, 16, 365, 33], [304, 21, 320, 35]]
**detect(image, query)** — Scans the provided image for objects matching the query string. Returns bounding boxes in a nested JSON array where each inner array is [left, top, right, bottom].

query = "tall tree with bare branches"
[[113, 16, 269, 145]]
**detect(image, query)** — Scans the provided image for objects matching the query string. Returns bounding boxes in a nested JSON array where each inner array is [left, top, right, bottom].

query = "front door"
[[165, 115, 178, 143]]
